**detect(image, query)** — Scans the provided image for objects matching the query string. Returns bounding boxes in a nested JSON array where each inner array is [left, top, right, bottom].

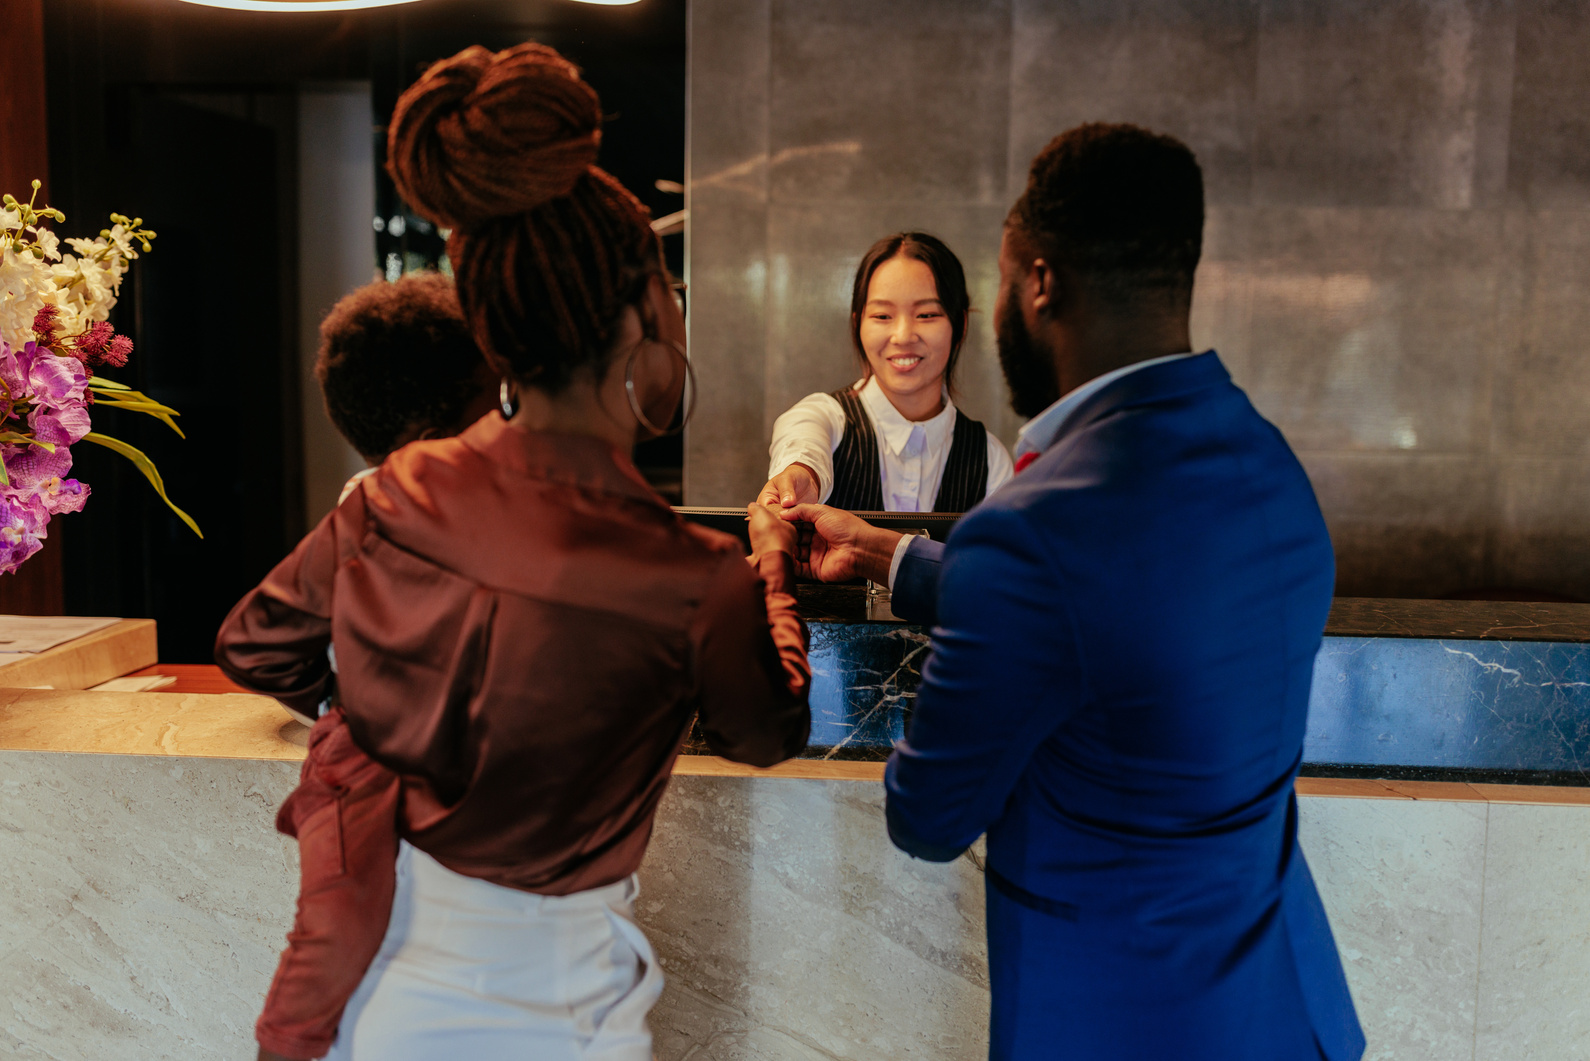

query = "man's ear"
[[1029, 257, 1056, 316]]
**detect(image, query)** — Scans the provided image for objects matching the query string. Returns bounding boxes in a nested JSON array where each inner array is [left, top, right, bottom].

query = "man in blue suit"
[[782, 124, 1365, 1060]]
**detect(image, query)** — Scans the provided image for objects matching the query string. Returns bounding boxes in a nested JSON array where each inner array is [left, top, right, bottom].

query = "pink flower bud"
[[102, 335, 132, 368]]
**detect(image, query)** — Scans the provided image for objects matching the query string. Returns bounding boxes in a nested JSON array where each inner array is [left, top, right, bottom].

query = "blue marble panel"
[[1305, 636, 1590, 780], [806, 622, 928, 759], [796, 624, 1590, 782]]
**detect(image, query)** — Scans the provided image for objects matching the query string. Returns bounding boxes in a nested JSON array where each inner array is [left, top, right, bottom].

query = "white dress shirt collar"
[[856, 375, 957, 459], [1013, 351, 1203, 460]]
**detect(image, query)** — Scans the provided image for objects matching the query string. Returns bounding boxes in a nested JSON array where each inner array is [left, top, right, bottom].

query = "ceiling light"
[[178, 0, 425, 11]]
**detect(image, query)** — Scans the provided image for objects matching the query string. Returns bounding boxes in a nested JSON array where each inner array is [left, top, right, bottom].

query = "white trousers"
[[323, 842, 663, 1061]]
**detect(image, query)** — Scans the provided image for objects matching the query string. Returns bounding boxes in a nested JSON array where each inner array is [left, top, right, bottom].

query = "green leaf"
[[92, 399, 185, 438], [86, 380, 185, 437], [81, 431, 203, 538], [0, 432, 56, 452]]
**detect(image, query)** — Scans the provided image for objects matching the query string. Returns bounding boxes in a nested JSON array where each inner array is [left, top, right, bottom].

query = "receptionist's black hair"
[[848, 231, 971, 393]]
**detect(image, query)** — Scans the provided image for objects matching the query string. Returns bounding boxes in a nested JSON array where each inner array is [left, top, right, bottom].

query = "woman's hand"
[[746, 501, 799, 562], [757, 463, 821, 508], [779, 504, 903, 584]]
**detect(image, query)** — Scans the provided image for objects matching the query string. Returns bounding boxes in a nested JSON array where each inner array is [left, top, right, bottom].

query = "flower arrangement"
[[0, 180, 198, 576]]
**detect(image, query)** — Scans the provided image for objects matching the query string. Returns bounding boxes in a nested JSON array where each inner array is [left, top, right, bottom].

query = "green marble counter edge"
[[0, 686, 1586, 807]]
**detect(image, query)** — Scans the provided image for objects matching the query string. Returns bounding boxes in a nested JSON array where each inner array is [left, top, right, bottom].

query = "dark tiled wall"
[[686, 0, 1590, 601]]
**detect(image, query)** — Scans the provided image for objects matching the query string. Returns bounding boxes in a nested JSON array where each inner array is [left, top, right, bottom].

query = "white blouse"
[[767, 377, 1014, 512]]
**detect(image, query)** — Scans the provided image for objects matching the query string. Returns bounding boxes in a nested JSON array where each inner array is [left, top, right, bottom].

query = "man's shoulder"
[[948, 485, 1060, 557]]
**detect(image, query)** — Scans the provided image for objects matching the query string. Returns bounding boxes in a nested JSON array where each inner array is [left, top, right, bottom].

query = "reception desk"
[[1, 599, 1588, 1060]]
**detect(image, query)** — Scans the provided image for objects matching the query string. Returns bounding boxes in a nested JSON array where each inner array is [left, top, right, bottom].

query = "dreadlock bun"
[[388, 43, 601, 230], [387, 43, 661, 390]]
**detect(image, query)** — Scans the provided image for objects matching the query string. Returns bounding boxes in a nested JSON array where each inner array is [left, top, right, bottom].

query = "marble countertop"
[[0, 687, 309, 761]]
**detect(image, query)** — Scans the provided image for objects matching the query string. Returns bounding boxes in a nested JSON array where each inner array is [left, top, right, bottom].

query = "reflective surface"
[[689, 0, 1590, 600]]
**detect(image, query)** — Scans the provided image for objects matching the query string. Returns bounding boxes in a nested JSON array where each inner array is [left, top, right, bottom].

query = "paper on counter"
[[0, 616, 122, 655]]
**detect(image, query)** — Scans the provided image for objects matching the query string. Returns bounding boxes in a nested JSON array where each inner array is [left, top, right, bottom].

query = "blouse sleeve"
[[214, 503, 350, 720], [767, 392, 847, 503], [688, 547, 812, 767]]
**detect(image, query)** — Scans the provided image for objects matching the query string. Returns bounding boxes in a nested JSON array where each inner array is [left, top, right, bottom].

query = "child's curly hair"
[[315, 272, 488, 462]]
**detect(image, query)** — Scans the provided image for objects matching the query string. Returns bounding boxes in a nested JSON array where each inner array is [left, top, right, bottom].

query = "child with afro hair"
[[315, 271, 497, 502]]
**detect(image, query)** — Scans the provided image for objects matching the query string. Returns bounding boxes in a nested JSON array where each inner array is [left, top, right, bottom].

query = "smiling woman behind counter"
[[758, 232, 1013, 513]]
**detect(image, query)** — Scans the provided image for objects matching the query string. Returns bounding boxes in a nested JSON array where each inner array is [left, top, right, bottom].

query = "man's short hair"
[[315, 272, 486, 462], [1009, 123, 1204, 307]]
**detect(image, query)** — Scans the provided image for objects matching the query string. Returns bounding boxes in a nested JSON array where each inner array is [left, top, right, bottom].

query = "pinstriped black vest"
[[827, 387, 989, 512]]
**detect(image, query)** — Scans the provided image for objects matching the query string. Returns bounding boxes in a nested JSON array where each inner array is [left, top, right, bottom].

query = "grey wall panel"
[[1506, 0, 1590, 207], [769, 0, 1012, 206], [1242, 205, 1504, 455], [1011, 0, 1261, 206], [1253, 0, 1516, 209]]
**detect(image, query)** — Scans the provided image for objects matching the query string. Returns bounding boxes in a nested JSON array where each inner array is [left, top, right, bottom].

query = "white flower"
[[0, 211, 137, 348], [33, 228, 59, 262], [0, 245, 49, 348]]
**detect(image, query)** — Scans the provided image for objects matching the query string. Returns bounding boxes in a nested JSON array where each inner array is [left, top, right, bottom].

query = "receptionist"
[[757, 232, 1013, 513]]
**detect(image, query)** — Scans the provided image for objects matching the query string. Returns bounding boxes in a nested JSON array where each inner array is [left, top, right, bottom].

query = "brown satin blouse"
[[215, 414, 810, 895]]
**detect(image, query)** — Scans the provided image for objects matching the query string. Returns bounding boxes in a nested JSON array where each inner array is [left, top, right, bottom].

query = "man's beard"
[[996, 285, 1061, 419]]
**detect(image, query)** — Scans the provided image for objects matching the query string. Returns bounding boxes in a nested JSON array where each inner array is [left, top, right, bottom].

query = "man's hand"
[[780, 504, 903, 585], [746, 501, 798, 561], [757, 463, 821, 508]]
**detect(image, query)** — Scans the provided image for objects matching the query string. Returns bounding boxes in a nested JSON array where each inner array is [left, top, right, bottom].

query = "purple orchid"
[[36, 475, 89, 515], [0, 340, 91, 444], [0, 340, 94, 574], [0, 489, 48, 572]]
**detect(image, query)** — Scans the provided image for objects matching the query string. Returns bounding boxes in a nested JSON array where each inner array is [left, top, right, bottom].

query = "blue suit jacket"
[[887, 353, 1364, 1061]]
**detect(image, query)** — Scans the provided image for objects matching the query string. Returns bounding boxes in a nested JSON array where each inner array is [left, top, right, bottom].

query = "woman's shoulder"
[[367, 435, 486, 505]]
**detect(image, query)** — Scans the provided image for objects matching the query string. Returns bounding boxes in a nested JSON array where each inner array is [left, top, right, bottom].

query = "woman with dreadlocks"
[[217, 43, 811, 1061]]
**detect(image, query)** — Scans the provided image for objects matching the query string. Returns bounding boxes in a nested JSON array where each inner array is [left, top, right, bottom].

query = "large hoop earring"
[[499, 378, 519, 420], [625, 339, 695, 438]]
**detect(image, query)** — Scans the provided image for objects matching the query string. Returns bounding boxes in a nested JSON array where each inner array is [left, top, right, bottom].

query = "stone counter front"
[[2, 735, 1589, 1061]]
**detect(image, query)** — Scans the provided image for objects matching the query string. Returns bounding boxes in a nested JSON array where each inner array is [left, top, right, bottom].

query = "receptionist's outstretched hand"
[[757, 463, 821, 508], [780, 504, 903, 585]]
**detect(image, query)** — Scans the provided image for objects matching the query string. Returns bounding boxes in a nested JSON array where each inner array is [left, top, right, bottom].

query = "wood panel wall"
[[0, 0, 65, 615]]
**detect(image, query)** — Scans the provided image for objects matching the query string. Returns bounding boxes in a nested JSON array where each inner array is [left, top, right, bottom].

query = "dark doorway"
[[62, 90, 302, 662]]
